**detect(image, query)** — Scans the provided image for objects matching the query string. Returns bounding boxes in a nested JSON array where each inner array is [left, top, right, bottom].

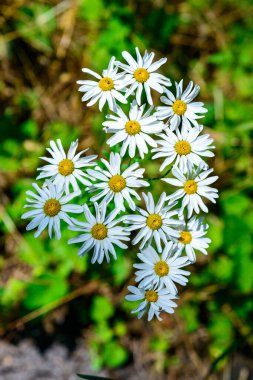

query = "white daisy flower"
[[125, 285, 178, 321], [103, 102, 164, 159], [172, 215, 211, 262], [77, 57, 127, 111], [155, 80, 207, 130], [115, 47, 171, 105], [133, 243, 190, 294], [68, 202, 130, 264], [152, 124, 214, 173], [21, 181, 83, 240], [87, 152, 149, 212], [37, 139, 97, 194], [164, 165, 219, 218], [125, 192, 181, 252]]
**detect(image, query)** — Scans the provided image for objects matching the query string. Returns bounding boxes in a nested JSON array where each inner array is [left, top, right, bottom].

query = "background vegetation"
[[0, 0, 253, 379]]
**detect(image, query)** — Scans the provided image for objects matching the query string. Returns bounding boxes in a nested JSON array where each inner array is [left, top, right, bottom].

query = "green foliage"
[[15, 4, 56, 52], [88, 317, 129, 370], [23, 273, 69, 310], [91, 296, 114, 322], [222, 192, 253, 292], [110, 254, 131, 286], [79, 0, 104, 22], [209, 314, 234, 359], [179, 304, 199, 333], [1, 279, 26, 307], [149, 336, 170, 352], [102, 341, 128, 368], [42, 121, 80, 143]]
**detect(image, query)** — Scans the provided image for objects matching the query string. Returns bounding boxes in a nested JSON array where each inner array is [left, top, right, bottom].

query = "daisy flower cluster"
[[22, 48, 218, 322]]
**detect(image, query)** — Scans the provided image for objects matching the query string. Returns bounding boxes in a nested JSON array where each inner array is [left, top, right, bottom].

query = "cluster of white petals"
[[23, 48, 218, 322]]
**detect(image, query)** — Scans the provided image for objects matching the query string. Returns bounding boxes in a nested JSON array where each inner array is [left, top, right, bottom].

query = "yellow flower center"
[[178, 231, 192, 244], [145, 290, 158, 303], [98, 77, 114, 91], [134, 68, 150, 83], [184, 179, 198, 195], [125, 120, 141, 135], [154, 261, 169, 277], [174, 140, 191, 155], [146, 214, 162, 230], [43, 199, 61, 217], [108, 175, 126, 193], [91, 223, 108, 240], [58, 159, 75, 176], [172, 99, 187, 115]]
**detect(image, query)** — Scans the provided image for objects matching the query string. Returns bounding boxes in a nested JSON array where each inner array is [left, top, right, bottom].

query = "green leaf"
[[94, 322, 113, 343], [110, 254, 131, 285], [179, 305, 199, 333], [209, 256, 233, 283], [209, 314, 234, 360], [1, 279, 26, 307], [103, 341, 128, 368], [79, 0, 104, 21], [114, 321, 127, 337], [23, 273, 68, 310], [89, 342, 104, 371], [90, 296, 114, 322], [221, 192, 251, 216], [21, 119, 38, 138], [42, 121, 79, 143], [149, 337, 170, 352], [16, 4, 56, 52], [206, 215, 223, 253], [223, 214, 253, 292]]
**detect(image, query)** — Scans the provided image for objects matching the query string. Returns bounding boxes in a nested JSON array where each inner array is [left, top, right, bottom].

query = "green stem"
[[148, 165, 172, 181], [127, 157, 134, 167]]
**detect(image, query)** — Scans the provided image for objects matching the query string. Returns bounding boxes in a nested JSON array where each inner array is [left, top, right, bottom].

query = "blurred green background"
[[0, 0, 253, 379]]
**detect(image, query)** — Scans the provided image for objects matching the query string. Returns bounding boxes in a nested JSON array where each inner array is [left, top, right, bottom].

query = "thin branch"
[[148, 165, 172, 181], [0, 281, 99, 336]]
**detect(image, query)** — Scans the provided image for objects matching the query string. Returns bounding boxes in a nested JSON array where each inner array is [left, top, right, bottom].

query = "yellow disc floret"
[[145, 290, 158, 303], [98, 77, 114, 91], [146, 214, 162, 230], [134, 68, 150, 83], [172, 99, 187, 115], [125, 120, 141, 135], [108, 175, 126, 193], [178, 231, 192, 244], [91, 223, 108, 240], [58, 159, 74, 176], [184, 179, 198, 195], [43, 199, 61, 217], [154, 261, 169, 277], [175, 140, 191, 155]]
